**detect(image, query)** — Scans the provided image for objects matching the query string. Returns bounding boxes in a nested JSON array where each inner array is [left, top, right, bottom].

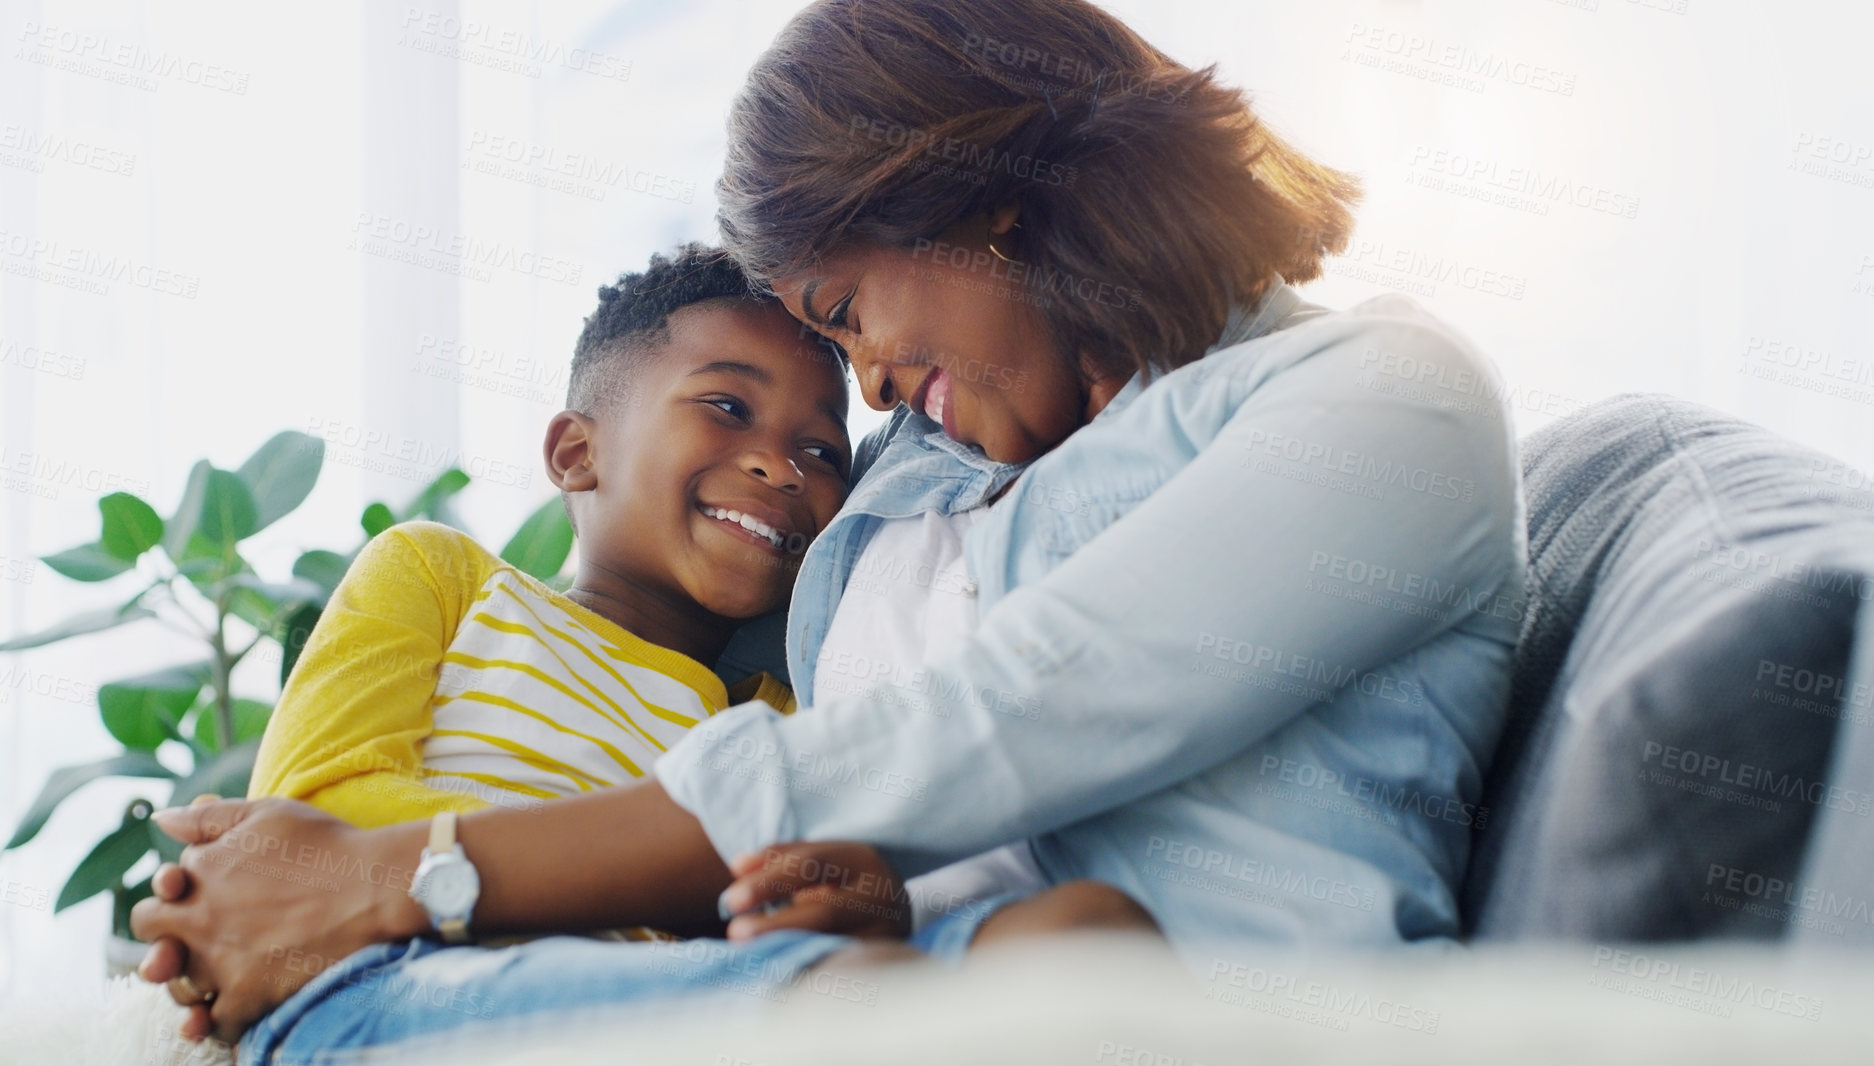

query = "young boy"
[[250, 244, 852, 832]]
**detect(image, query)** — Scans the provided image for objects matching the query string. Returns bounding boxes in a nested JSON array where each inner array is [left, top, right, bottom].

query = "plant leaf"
[[277, 603, 324, 686], [197, 469, 259, 547], [98, 664, 210, 752], [224, 585, 279, 632], [398, 468, 471, 523], [173, 543, 226, 580], [291, 549, 351, 595], [499, 500, 574, 579], [231, 699, 272, 744], [98, 493, 164, 561], [167, 741, 260, 809], [41, 543, 134, 582], [162, 461, 212, 559], [225, 573, 326, 605], [237, 432, 324, 533], [0, 603, 155, 652], [360, 502, 395, 538], [221, 573, 324, 633], [189, 699, 271, 752], [3, 752, 175, 849], [56, 813, 154, 913]]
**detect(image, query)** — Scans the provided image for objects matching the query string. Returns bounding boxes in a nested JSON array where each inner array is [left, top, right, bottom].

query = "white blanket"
[[3, 937, 1867, 1066]]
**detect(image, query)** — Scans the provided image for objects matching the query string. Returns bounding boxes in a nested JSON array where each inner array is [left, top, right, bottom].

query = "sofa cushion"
[[1464, 394, 1874, 939], [1787, 595, 1874, 948]]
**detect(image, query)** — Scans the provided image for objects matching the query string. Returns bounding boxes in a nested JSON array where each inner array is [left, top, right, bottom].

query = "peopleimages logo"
[[1142, 835, 1377, 911], [0, 444, 151, 496], [1740, 335, 1874, 388], [0, 664, 95, 706], [1342, 22, 1577, 97], [1240, 428, 1480, 503], [694, 726, 930, 803], [1588, 947, 1822, 1021], [815, 649, 1042, 721], [15, 20, 250, 94], [1304, 551, 1526, 625], [1406, 145, 1640, 219], [909, 236, 1137, 313], [0, 124, 137, 176], [348, 213, 583, 286], [1337, 238, 1528, 300], [1705, 863, 1874, 930], [1257, 755, 1488, 829], [849, 115, 1078, 189], [1693, 536, 1874, 604], [305, 416, 534, 490], [1205, 959, 1441, 1034], [397, 8, 633, 82], [0, 878, 51, 912], [0, 229, 201, 298], [0, 337, 86, 380], [1190, 632, 1422, 706], [0, 553, 38, 585], [462, 131, 695, 204], [1755, 659, 1874, 711], [1641, 740, 1874, 815]]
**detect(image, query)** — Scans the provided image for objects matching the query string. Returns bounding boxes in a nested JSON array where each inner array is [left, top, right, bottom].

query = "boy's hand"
[[131, 797, 428, 1044], [719, 841, 910, 941]]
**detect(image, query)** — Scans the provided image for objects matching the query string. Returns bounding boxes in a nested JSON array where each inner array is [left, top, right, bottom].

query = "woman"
[[135, 0, 1524, 1056]]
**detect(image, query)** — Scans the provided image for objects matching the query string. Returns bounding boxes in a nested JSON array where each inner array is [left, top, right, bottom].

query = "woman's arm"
[[249, 522, 492, 827], [654, 306, 1525, 877]]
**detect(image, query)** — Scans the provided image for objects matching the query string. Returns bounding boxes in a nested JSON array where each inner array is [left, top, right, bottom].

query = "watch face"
[[423, 859, 480, 916]]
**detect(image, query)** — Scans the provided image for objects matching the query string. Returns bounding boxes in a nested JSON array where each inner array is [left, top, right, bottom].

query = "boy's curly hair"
[[567, 243, 772, 416]]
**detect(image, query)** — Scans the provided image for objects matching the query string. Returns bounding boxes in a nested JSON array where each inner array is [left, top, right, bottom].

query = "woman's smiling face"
[[773, 216, 1100, 465]]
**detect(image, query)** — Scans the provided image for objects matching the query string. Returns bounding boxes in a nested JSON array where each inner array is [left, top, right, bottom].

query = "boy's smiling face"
[[546, 300, 851, 622]]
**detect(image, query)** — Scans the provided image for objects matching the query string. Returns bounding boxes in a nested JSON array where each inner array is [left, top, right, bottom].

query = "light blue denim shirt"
[[657, 283, 1527, 953]]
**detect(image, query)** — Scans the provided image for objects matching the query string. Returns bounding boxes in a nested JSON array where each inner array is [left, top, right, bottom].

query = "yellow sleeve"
[[727, 672, 798, 716], [249, 522, 496, 828]]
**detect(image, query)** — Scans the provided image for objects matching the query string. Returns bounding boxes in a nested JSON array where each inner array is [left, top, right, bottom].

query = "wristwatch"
[[409, 811, 480, 944]]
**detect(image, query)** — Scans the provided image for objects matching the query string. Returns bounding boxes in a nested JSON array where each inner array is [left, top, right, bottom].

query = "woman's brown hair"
[[717, 0, 1362, 380]]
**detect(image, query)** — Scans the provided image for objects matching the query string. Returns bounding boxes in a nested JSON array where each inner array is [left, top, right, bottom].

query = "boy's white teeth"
[[924, 369, 957, 432], [705, 506, 783, 548]]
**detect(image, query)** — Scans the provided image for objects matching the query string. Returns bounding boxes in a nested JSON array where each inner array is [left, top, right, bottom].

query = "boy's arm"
[[248, 523, 491, 829]]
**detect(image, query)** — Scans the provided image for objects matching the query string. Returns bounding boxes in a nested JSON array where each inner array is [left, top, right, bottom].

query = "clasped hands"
[[131, 796, 910, 1045]]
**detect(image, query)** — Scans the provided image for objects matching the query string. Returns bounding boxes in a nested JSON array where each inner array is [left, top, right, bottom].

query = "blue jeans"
[[238, 895, 1025, 1065], [237, 931, 853, 1066]]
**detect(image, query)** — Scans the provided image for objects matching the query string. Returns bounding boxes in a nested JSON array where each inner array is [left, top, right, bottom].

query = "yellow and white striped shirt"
[[251, 521, 793, 829]]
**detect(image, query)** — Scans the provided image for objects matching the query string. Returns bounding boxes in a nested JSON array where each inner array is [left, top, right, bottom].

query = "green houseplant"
[[0, 430, 572, 957]]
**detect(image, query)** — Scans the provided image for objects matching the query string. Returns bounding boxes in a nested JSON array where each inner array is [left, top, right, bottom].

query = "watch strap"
[[428, 810, 458, 854]]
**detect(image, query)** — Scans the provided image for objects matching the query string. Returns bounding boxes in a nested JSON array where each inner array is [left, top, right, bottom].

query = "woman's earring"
[[987, 220, 1022, 264]]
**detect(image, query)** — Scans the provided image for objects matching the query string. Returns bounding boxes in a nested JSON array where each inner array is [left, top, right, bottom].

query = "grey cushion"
[[1463, 394, 1874, 940], [1788, 596, 1874, 948]]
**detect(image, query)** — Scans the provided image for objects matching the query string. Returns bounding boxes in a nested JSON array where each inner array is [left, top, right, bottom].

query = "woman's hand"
[[719, 841, 910, 940], [130, 797, 429, 1044]]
